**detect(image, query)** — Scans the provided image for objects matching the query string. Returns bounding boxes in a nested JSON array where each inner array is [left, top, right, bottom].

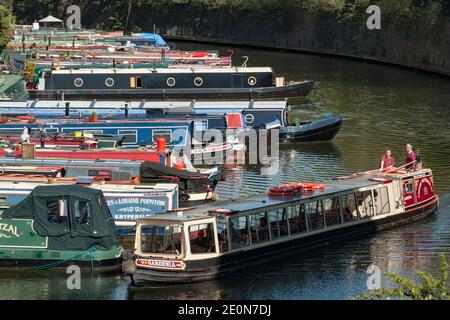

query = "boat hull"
[[130, 196, 438, 285], [0, 245, 123, 272], [279, 116, 343, 143], [28, 81, 315, 101]]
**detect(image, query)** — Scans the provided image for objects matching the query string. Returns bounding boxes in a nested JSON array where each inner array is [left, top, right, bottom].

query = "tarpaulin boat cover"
[[2, 185, 119, 250], [139, 161, 210, 193]]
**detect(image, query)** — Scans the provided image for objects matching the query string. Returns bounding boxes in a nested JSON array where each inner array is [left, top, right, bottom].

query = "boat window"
[[287, 204, 307, 234], [130, 76, 142, 89], [152, 129, 172, 144], [74, 199, 91, 225], [189, 223, 216, 254], [229, 216, 249, 250], [357, 191, 375, 219], [44, 128, 58, 134], [341, 193, 358, 223], [47, 199, 69, 224], [83, 130, 103, 135], [194, 120, 208, 132], [105, 78, 115, 87], [118, 130, 137, 144], [136, 77, 142, 88], [306, 200, 324, 231], [217, 214, 229, 253], [405, 182, 414, 193], [374, 187, 390, 215], [140, 224, 182, 256], [322, 197, 342, 227], [249, 212, 270, 244], [268, 208, 288, 239]]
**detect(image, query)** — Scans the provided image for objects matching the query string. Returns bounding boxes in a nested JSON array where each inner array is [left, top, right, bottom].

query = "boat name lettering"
[[107, 198, 166, 206], [0, 223, 19, 238], [136, 259, 186, 270]]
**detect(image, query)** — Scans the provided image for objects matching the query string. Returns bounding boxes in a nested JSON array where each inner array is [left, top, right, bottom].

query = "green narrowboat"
[[0, 185, 123, 271]]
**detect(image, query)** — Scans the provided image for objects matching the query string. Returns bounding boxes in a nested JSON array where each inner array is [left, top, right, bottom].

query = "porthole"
[[105, 78, 115, 87], [194, 76, 204, 87], [245, 114, 255, 124], [74, 78, 84, 87], [166, 77, 176, 87], [248, 76, 257, 86]]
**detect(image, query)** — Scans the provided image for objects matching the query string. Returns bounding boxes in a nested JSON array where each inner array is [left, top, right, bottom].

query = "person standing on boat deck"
[[415, 149, 422, 170], [405, 143, 417, 170], [379, 149, 396, 171]]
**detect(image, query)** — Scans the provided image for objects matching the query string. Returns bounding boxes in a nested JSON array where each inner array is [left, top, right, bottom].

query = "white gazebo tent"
[[38, 15, 64, 29]]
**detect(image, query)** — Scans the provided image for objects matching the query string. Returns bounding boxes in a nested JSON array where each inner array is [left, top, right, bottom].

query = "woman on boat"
[[379, 149, 396, 171]]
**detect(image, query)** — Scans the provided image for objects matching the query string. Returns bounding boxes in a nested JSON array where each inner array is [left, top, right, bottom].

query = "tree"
[[0, 4, 15, 54], [353, 254, 449, 300]]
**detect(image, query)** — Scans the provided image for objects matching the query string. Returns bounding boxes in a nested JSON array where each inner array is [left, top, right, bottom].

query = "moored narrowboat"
[[0, 185, 123, 271], [28, 67, 315, 100], [125, 167, 439, 285]]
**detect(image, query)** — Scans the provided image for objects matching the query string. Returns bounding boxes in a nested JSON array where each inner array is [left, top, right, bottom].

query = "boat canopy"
[[140, 161, 211, 193], [2, 185, 118, 250]]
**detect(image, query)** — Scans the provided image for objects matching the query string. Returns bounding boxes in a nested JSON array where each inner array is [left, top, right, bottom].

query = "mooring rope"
[[25, 246, 97, 271]]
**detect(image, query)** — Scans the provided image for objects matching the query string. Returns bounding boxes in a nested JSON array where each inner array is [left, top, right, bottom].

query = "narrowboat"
[[0, 185, 123, 271], [0, 178, 179, 232], [0, 99, 290, 129], [0, 117, 193, 149], [124, 167, 439, 285], [27, 67, 315, 100]]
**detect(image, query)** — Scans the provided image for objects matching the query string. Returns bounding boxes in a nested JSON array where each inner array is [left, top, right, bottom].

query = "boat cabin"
[[129, 168, 438, 284], [38, 67, 274, 91], [0, 185, 123, 270]]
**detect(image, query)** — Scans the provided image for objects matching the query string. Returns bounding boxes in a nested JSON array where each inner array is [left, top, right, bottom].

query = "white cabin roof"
[[0, 100, 288, 110], [49, 67, 273, 75]]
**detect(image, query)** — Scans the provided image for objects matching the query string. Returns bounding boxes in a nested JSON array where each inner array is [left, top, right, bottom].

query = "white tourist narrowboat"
[[124, 166, 439, 285]]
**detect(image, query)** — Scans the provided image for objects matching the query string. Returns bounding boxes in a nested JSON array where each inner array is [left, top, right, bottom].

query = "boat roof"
[[139, 175, 386, 224], [49, 67, 273, 74], [0, 118, 193, 125], [0, 100, 288, 110]]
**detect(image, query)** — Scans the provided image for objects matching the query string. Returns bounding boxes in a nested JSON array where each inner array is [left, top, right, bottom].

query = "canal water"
[[1, 42, 449, 299]]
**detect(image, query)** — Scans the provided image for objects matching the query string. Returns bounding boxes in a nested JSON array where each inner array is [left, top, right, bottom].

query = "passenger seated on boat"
[[357, 191, 374, 218], [342, 194, 358, 222], [379, 149, 395, 171], [190, 226, 215, 254]]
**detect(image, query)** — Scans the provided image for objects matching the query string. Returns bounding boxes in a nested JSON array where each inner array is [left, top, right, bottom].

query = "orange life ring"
[[268, 185, 295, 196], [312, 183, 325, 190]]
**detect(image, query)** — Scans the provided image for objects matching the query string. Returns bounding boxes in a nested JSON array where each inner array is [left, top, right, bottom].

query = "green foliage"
[[353, 254, 449, 300], [0, 3, 14, 53], [5, 0, 448, 32]]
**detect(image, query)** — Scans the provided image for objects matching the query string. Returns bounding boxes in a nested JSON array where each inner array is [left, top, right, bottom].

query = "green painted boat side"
[[0, 244, 123, 262]]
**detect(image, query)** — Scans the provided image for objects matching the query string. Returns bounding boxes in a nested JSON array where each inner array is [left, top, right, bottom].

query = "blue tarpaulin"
[[134, 33, 167, 46]]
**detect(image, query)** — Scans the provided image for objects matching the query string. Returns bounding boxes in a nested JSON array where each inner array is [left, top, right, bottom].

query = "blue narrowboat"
[[0, 118, 193, 148]]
